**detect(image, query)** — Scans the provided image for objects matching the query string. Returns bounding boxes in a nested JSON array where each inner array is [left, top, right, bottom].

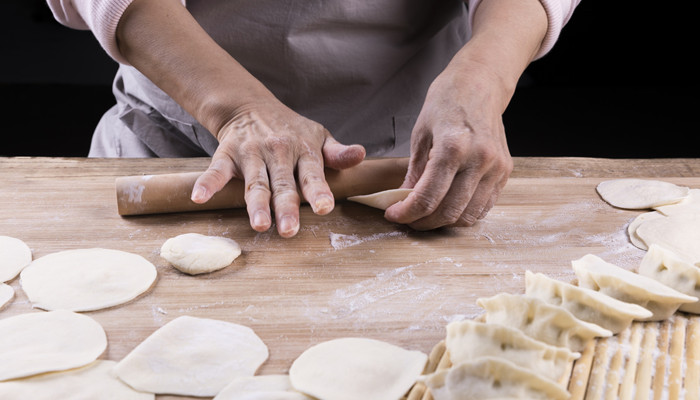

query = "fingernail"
[[253, 211, 270, 229], [313, 195, 334, 215], [279, 216, 299, 237], [191, 186, 207, 203]]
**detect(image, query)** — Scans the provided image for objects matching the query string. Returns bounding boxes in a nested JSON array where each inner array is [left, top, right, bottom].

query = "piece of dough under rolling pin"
[[115, 157, 409, 216]]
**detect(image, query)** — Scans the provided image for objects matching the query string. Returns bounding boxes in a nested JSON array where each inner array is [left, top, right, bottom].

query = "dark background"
[[1, 0, 696, 157]]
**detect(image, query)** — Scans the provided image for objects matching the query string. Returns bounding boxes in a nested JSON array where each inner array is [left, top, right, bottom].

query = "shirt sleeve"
[[467, 0, 581, 60]]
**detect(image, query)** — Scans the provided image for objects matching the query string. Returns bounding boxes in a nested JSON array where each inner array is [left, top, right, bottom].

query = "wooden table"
[[2, 157, 699, 399]]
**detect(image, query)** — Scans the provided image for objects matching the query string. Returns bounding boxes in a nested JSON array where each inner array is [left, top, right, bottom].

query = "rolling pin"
[[115, 157, 409, 216]]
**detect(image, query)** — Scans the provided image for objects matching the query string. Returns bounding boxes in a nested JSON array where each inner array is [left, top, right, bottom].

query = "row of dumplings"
[[421, 245, 700, 400]]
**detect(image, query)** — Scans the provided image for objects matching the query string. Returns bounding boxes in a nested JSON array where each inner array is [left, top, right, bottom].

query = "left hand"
[[384, 60, 513, 230]]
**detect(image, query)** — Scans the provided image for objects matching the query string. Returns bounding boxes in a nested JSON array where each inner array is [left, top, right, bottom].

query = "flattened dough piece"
[[0, 360, 153, 400], [0, 235, 32, 282], [596, 178, 689, 209], [423, 357, 569, 400], [215, 375, 314, 400], [20, 248, 157, 311], [289, 337, 427, 400], [0, 283, 14, 310], [161, 233, 242, 275], [114, 315, 269, 397], [636, 213, 700, 265], [0, 310, 107, 381], [627, 211, 665, 250], [654, 188, 700, 216], [347, 188, 413, 210]]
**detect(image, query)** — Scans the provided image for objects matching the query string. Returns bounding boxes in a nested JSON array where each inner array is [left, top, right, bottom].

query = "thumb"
[[322, 135, 366, 170]]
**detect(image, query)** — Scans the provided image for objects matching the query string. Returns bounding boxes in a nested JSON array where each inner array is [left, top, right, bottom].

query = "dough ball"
[[20, 248, 157, 312], [596, 179, 689, 209], [160, 233, 241, 275], [0, 235, 32, 282], [114, 315, 268, 397], [0, 310, 107, 381]]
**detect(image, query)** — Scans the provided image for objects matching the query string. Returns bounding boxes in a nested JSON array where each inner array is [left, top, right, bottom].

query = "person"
[[47, 0, 580, 238]]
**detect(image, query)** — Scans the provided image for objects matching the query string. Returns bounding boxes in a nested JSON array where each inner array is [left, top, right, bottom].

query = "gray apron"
[[89, 0, 469, 158]]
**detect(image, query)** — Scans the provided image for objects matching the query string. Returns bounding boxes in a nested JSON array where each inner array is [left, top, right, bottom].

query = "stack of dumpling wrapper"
[[421, 179, 700, 400]]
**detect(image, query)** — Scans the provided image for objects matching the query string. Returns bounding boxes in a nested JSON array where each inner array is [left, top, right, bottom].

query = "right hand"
[[190, 99, 366, 238]]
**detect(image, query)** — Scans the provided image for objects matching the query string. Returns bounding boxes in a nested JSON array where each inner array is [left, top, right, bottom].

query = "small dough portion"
[[626, 211, 665, 250], [347, 188, 413, 210], [20, 248, 157, 311], [0, 235, 32, 282], [160, 233, 241, 275], [214, 375, 314, 400], [0, 283, 14, 310], [114, 315, 269, 397], [0, 310, 107, 381], [0, 360, 153, 400], [596, 179, 689, 209], [289, 337, 427, 400]]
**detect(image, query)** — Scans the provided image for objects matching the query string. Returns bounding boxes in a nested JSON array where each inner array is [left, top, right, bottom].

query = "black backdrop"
[[1, 0, 695, 157]]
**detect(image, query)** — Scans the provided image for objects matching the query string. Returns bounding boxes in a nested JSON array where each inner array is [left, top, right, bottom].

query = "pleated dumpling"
[[477, 293, 612, 352], [445, 320, 579, 383], [422, 357, 570, 400], [572, 254, 697, 320], [525, 271, 652, 333], [638, 244, 700, 314]]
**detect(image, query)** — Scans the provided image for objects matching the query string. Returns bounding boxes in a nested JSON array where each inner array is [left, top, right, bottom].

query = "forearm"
[[453, 0, 548, 110], [116, 0, 274, 136]]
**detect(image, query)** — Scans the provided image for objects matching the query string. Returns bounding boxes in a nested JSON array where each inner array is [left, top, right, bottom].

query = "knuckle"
[[265, 136, 295, 155], [410, 191, 440, 215], [440, 204, 464, 225]]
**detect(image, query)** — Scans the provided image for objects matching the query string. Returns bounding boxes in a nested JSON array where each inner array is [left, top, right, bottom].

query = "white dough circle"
[[596, 179, 689, 209], [0, 283, 14, 310], [627, 211, 665, 250], [114, 315, 269, 397], [0, 235, 32, 282], [0, 310, 107, 381], [347, 188, 413, 210], [636, 214, 700, 265], [20, 248, 157, 311], [214, 375, 313, 400], [160, 233, 241, 275], [289, 337, 427, 400], [0, 360, 153, 400]]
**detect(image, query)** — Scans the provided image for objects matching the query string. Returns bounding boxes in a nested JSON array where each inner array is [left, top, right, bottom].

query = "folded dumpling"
[[477, 293, 611, 352], [446, 320, 579, 382], [525, 271, 652, 333], [422, 357, 570, 400], [572, 254, 697, 320], [638, 244, 700, 314]]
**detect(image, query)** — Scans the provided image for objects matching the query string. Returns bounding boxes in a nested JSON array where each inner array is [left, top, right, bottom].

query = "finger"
[[297, 151, 335, 215], [400, 130, 432, 189], [322, 135, 366, 170], [267, 145, 301, 238], [241, 156, 272, 232], [384, 155, 460, 225], [191, 153, 237, 204], [407, 169, 479, 231]]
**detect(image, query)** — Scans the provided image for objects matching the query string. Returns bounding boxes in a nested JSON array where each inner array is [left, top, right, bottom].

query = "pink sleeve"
[[467, 0, 581, 59]]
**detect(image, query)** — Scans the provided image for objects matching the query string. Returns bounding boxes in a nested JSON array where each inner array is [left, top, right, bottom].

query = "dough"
[[160, 233, 241, 275], [214, 375, 313, 400], [289, 337, 427, 400], [572, 253, 697, 320], [654, 188, 700, 216], [0, 360, 153, 400], [0, 310, 107, 381], [422, 357, 569, 400], [596, 178, 689, 209], [525, 270, 652, 333], [638, 244, 700, 313], [114, 315, 269, 397], [19, 248, 157, 311], [0, 283, 14, 310], [635, 214, 700, 265], [347, 188, 413, 210], [445, 320, 579, 383], [0, 235, 32, 282], [626, 211, 665, 250]]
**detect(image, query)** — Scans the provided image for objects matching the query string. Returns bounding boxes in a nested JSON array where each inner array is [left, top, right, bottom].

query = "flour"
[[329, 231, 406, 250]]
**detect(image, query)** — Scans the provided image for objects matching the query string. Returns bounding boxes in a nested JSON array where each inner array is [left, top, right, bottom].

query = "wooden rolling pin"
[[115, 157, 409, 216]]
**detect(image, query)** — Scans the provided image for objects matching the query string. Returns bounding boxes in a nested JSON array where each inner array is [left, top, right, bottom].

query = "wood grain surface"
[[1, 157, 699, 399]]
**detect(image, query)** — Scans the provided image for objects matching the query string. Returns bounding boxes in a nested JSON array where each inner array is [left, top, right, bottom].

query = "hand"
[[191, 100, 365, 238], [384, 61, 513, 230]]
